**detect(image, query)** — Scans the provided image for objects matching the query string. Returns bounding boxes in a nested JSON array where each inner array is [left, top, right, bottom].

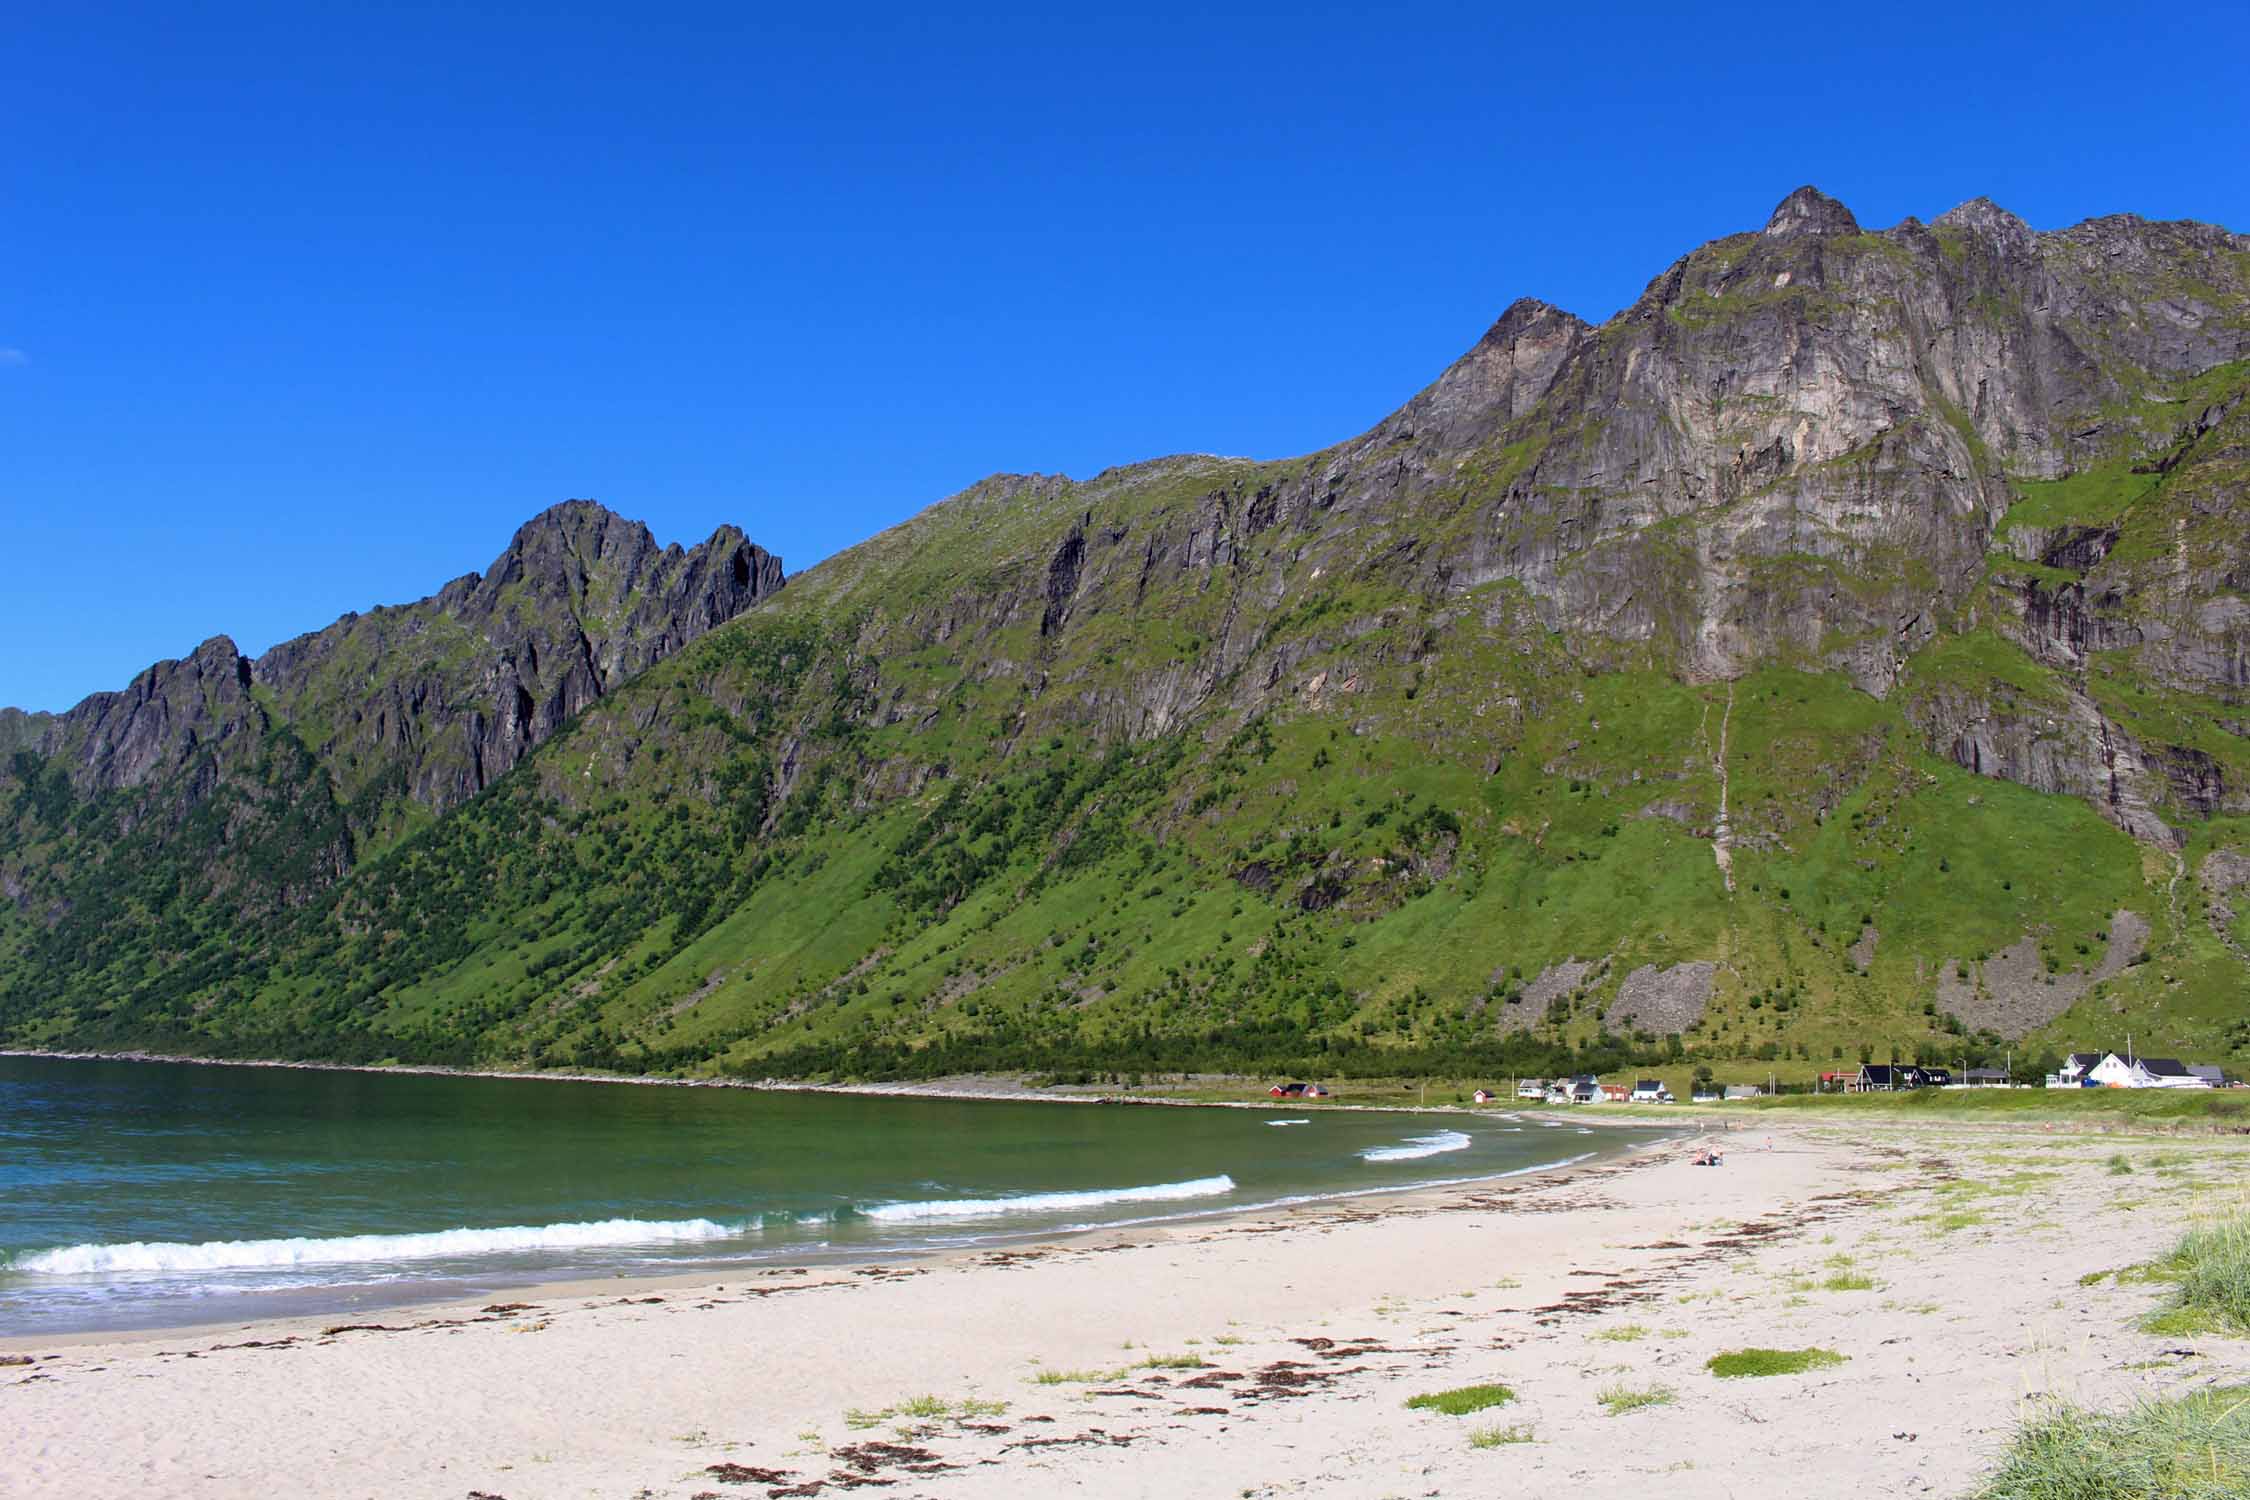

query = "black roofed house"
[[1853, 1064, 1904, 1092], [1964, 1067, 2011, 1087], [2189, 1064, 2229, 1087], [2133, 1057, 2209, 1089], [2055, 1052, 2105, 1086]]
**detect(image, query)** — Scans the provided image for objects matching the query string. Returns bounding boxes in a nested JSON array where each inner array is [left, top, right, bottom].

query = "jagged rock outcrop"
[[0, 503, 784, 1009], [15, 636, 264, 793], [882, 188, 2250, 843], [12, 501, 783, 825], [252, 500, 783, 812], [1763, 184, 1861, 239]]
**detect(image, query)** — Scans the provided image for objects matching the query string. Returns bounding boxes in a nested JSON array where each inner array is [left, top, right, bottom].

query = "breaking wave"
[[1265, 1119, 1311, 1127], [13, 1216, 740, 1275], [1359, 1130, 1473, 1163], [861, 1175, 1235, 1222]]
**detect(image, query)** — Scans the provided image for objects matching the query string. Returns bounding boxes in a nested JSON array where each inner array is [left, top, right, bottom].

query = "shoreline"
[[0, 1045, 1690, 1124], [0, 1126, 1678, 1351], [11, 1117, 2242, 1499]]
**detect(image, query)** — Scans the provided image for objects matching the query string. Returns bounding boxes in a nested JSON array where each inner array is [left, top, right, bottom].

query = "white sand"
[[6, 1122, 2244, 1499]]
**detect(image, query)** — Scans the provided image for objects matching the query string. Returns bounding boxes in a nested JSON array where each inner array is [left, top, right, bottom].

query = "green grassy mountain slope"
[[5, 187, 2249, 1082], [0, 504, 781, 1030]]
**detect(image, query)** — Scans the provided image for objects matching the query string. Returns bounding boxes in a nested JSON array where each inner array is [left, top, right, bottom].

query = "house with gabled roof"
[[2132, 1057, 2208, 1089], [2071, 1052, 2214, 1089]]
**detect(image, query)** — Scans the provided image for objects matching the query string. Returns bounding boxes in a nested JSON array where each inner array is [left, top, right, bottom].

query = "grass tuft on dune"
[[1596, 1382, 1674, 1416], [1973, 1387, 2250, 1500], [1406, 1383, 1516, 1416], [2145, 1206, 2250, 1336], [1706, 1347, 1847, 1379]]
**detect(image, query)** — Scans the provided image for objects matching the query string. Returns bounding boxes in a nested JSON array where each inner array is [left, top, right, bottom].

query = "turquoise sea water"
[[0, 1055, 1663, 1336]]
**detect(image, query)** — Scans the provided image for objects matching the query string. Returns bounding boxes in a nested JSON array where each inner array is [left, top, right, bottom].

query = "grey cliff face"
[[20, 636, 263, 795], [792, 188, 2248, 845], [1762, 185, 1861, 239], [249, 500, 784, 813], [9, 500, 782, 874]]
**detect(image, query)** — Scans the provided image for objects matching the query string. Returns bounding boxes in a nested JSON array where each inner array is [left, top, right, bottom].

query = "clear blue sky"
[[3, 2, 2245, 711]]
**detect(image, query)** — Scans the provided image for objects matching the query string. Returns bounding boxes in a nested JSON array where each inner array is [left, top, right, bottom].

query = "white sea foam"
[[15, 1216, 739, 1275], [862, 1175, 1235, 1222], [1359, 1130, 1473, 1163], [1264, 1119, 1311, 1127]]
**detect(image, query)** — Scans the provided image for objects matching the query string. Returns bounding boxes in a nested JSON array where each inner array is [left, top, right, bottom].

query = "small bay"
[[0, 1054, 1655, 1336]]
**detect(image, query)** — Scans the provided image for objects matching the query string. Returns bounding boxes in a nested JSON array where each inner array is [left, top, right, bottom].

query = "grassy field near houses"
[[1109, 1070, 2250, 1128]]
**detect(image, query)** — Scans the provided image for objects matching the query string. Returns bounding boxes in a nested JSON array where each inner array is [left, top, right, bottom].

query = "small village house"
[[2048, 1051, 2216, 1089], [1852, 1063, 1907, 1092]]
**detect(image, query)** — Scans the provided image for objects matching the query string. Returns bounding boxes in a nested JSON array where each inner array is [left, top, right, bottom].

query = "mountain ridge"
[[6, 187, 2249, 1083]]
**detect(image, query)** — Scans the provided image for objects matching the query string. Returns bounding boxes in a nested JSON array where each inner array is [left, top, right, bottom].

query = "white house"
[[2081, 1053, 2213, 1089], [2134, 1058, 2210, 1089], [2083, 1052, 2141, 1088]]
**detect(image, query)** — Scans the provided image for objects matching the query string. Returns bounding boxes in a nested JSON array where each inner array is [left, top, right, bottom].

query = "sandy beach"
[[6, 1119, 2244, 1499]]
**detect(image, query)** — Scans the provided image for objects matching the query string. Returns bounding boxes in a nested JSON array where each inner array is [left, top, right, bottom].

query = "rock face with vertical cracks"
[[248, 500, 783, 814], [3, 501, 783, 933]]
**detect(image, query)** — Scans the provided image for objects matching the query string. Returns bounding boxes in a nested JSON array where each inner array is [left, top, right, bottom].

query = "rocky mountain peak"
[[1933, 196, 2036, 254], [1761, 185, 1860, 239], [242, 502, 783, 813], [15, 501, 782, 843], [1484, 296, 1583, 341], [33, 634, 261, 794], [1405, 297, 1593, 440]]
